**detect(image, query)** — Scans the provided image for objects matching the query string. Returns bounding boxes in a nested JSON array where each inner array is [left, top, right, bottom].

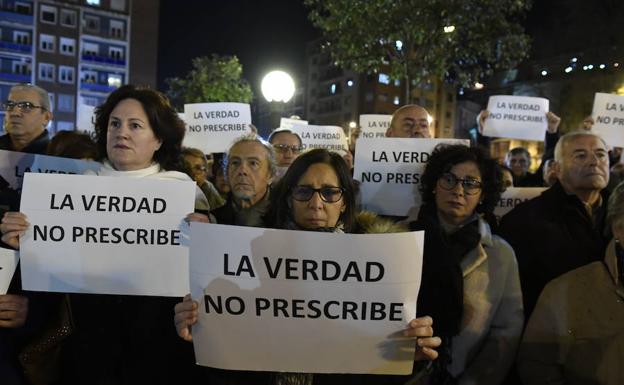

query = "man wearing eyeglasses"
[[268, 128, 302, 180], [1, 84, 52, 154], [498, 131, 611, 320]]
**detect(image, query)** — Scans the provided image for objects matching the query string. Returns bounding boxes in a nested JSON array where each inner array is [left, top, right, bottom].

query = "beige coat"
[[518, 239, 624, 385], [450, 219, 524, 385]]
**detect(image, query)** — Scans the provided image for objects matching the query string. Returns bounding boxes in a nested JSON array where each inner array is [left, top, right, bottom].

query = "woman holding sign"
[[174, 149, 441, 385], [409, 144, 523, 384], [1, 85, 202, 384]]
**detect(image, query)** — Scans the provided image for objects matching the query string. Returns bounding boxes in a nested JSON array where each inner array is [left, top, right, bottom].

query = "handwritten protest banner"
[[359, 114, 391, 139], [482, 95, 549, 141], [280, 117, 308, 130], [290, 125, 348, 155], [190, 223, 424, 375], [592, 92, 624, 147], [183, 103, 252, 153], [19, 174, 195, 296], [0, 150, 100, 192], [354, 138, 469, 216], [0, 248, 19, 295], [494, 187, 546, 220]]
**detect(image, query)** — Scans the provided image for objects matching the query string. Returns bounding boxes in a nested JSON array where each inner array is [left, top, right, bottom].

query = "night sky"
[[157, 0, 318, 97]]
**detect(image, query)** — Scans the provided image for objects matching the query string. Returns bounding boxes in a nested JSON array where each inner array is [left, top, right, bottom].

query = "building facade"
[[305, 40, 458, 138], [0, 0, 157, 134]]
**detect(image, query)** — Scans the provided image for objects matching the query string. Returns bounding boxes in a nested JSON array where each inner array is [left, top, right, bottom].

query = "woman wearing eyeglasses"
[[409, 144, 523, 385], [174, 149, 441, 385]]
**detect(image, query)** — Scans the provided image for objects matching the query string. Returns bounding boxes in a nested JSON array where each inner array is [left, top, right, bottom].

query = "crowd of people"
[[0, 82, 622, 385]]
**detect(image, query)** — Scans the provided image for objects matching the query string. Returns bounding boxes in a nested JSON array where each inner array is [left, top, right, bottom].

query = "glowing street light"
[[474, 82, 484, 90], [261, 71, 295, 103], [443, 25, 455, 33]]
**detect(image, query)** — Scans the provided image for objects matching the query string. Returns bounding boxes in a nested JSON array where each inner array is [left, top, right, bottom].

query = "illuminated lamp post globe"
[[261, 70, 295, 131]]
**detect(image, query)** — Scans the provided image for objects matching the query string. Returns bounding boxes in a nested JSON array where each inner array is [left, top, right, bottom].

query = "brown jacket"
[[518, 239, 624, 385]]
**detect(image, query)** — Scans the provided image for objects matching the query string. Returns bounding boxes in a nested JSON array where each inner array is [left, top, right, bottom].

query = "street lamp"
[[261, 71, 295, 103], [261, 71, 296, 131]]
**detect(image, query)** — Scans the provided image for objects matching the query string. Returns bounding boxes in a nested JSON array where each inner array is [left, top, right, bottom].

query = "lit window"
[[393, 96, 400, 105], [86, 0, 101, 6], [107, 74, 122, 88], [378, 73, 390, 85], [39, 34, 55, 53]]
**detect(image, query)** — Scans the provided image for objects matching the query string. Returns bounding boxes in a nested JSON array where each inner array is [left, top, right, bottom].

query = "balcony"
[[0, 9, 34, 25], [80, 81, 116, 93], [0, 40, 32, 54], [0, 71, 31, 82], [81, 54, 125, 67]]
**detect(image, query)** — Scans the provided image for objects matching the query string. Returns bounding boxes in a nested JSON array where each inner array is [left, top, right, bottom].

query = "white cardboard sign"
[[190, 223, 424, 375], [0, 150, 101, 191], [19, 174, 195, 296], [183, 103, 252, 153], [290, 125, 348, 155], [482, 95, 549, 141], [591, 92, 624, 147], [359, 114, 391, 139], [0, 248, 19, 295], [494, 187, 546, 219], [280, 118, 308, 130], [76, 103, 96, 134], [354, 138, 470, 217]]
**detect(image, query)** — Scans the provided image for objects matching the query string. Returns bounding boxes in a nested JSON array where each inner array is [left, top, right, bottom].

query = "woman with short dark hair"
[[410, 144, 523, 384]]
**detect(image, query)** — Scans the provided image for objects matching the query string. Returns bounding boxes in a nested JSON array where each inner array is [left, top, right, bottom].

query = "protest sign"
[[494, 187, 546, 220], [183, 103, 252, 153], [290, 125, 348, 155], [482, 95, 549, 141], [280, 117, 308, 130], [354, 138, 469, 216], [190, 223, 424, 375], [19, 174, 195, 296], [591, 92, 624, 147], [359, 114, 391, 139], [0, 150, 100, 192], [0, 248, 19, 295]]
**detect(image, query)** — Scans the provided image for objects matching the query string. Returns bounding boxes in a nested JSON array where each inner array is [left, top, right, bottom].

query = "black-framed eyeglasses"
[[291, 185, 344, 203], [273, 144, 302, 154], [3, 101, 46, 113], [438, 173, 482, 195]]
